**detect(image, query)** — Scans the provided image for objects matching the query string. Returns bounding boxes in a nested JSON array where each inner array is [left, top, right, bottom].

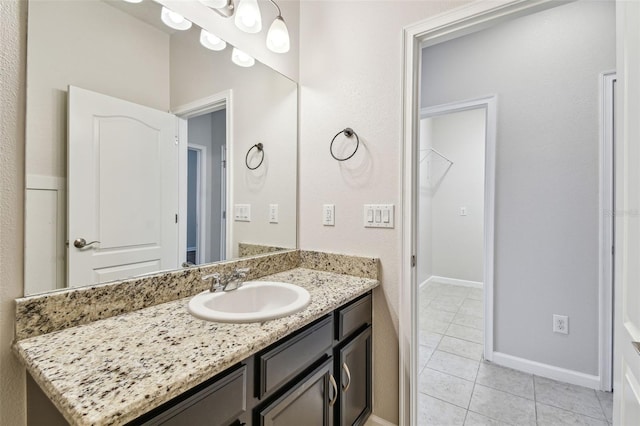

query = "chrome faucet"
[[202, 268, 251, 292]]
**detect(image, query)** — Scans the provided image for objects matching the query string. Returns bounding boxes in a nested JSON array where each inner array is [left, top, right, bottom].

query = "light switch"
[[460, 207, 468, 216], [234, 204, 251, 222], [269, 204, 279, 223], [323, 204, 335, 226], [364, 204, 394, 228], [367, 208, 374, 223]]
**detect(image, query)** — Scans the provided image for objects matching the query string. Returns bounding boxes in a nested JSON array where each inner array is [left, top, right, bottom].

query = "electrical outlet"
[[553, 314, 569, 334]]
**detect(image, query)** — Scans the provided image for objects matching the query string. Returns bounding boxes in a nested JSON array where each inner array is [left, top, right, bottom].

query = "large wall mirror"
[[24, 0, 298, 296]]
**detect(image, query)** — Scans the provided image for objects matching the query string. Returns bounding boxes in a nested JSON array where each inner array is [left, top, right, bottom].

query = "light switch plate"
[[269, 204, 279, 223], [234, 204, 251, 222], [323, 204, 335, 226], [364, 204, 394, 228]]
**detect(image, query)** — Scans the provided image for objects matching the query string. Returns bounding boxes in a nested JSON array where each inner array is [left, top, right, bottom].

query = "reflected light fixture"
[[231, 48, 255, 67], [161, 7, 192, 31], [200, 29, 227, 51], [234, 0, 262, 34], [122, 0, 143, 3], [198, 0, 228, 8], [266, 0, 289, 54]]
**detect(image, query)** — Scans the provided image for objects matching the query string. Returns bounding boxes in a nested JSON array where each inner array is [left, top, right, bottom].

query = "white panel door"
[[614, 2, 640, 424], [67, 86, 179, 287]]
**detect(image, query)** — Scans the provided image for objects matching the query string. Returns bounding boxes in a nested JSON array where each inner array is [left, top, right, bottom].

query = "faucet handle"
[[202, 273, 223, 292], [235, 267, 250, 278]]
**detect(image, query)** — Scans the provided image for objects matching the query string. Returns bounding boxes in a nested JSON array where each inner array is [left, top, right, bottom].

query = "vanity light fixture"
[[161, 6, 192, 31], [122, 0, 143, 3], [234, 0, 262, 33], [200, 29, 227, 51], [266, 0, 289, 54], [231, 47, 255, 67], [198, 0, 235, 18]]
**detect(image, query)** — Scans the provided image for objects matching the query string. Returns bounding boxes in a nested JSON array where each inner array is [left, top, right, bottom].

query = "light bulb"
[[234, 0, 262, 34], [198, 0, 228, 8], [161, 7, 192, 31], [266, 16, 290, 53], [200, 29, 227, 51], [231, 48, 255, 67]]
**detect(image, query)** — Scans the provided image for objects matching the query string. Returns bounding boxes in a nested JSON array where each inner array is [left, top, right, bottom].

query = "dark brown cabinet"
[[336, 326, 372, 426], [257, 358, 334, 426]]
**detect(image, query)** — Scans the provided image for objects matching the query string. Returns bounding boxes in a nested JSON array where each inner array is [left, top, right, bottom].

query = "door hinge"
[[175, 214, 178, 223], [222, 210, 226, 220], [174, 136, 179, 145], [222, 159, 226, 169], [411, 255, 416, 267], [612, 245, 615, 256]]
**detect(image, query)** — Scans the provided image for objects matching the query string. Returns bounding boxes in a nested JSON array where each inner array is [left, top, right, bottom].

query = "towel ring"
[[330, 128, 359, 161], [245, 143, 264, 170]]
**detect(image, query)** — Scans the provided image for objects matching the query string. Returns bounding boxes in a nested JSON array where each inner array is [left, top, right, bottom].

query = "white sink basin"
[[187, 281, 311, 323]]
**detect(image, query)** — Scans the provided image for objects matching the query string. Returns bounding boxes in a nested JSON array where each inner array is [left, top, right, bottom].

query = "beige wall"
[[171, 29, 298, 257], [0, 0, 27, 424], [298, 1, 469, 422], [26, 0, 171, 179]]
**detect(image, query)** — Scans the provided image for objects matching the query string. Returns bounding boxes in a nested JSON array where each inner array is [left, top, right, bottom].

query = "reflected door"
[[67, 86, 179, 287]]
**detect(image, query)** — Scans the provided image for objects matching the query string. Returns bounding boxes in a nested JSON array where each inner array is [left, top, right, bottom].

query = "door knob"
[[73, 238, 100, 249]]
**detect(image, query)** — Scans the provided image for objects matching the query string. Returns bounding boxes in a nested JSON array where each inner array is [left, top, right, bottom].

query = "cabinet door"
[[338, 326, 372, 426], [258, 358, 334, 426]]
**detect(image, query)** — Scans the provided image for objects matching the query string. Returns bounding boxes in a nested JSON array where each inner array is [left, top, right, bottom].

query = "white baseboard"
[[419, 278, 430, 289], [491, 352, 601, 390], [365, 414, 397, 426], [426, 275, 483, 289]]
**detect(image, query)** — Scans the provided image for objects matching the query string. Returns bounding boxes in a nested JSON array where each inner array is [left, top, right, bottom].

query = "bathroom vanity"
[[135, 292, 372, 426], [13, 251, 378, 426]]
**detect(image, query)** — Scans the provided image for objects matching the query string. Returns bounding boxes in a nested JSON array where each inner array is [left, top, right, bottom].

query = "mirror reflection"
[[24, 0, 298, 295]]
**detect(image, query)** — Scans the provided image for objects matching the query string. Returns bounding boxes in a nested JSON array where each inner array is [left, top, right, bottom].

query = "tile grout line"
[[533, 374, 538, 425]]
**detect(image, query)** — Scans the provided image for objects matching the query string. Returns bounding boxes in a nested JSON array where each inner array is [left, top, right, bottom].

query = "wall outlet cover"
[[553, 314, 569, 334]]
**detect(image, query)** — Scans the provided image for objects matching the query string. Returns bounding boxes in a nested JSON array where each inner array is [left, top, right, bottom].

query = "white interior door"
[[67, 86, 179, 287], [614, 2, 640, 423]]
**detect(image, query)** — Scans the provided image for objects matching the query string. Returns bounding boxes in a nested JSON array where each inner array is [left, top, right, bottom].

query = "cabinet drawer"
[[138, 365, 246, 426], [336, 293, 372, 341], [257, 316, 333, 398]]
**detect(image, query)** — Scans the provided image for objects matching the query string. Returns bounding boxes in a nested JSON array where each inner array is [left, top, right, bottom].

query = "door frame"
[[173, 90, 233, 263], [599, 71, 616, 391], [400, 1, 579, 424], [187, 144, 208, 264], [420, 96, 497, 360]]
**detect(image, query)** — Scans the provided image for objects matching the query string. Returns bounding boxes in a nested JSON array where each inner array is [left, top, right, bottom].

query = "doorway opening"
[[185, 109, 227, 265], [417, 101, 493, 369], [173, 90, 232, 267], [401, 1, 617, 424]]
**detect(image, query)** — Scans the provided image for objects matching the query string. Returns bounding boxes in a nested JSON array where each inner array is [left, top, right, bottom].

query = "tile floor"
[[418, 280, 613, 426]]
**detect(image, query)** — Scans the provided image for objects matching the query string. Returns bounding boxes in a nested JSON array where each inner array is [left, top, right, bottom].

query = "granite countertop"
[[14, 268, 378, 426]]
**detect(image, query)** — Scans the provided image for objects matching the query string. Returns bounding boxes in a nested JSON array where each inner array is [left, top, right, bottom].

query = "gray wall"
[[421, 0, 615, 375]]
